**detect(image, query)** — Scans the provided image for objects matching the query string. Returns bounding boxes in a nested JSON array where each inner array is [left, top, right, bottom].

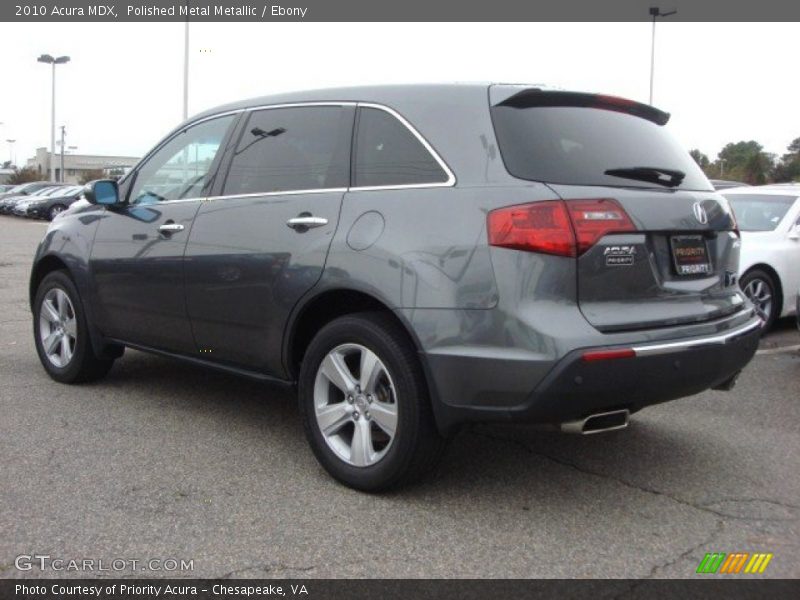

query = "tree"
[[742, 152, 773, 185], [689, 149, 710, 169], [78, 169, 105, 185], [7, 167, 45, 185], [770, 136, 800, 183], [713, 140, 773, 184]]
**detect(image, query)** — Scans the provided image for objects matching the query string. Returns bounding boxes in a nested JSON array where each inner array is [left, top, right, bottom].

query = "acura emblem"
[[693, 202, 709, 225]]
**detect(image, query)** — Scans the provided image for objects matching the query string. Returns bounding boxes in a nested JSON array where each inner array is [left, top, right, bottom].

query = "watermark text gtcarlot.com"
[[15, 554, 194, 572]]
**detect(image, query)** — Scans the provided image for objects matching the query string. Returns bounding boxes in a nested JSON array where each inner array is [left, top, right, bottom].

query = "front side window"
[[129, 115, 234, 205], [353, 107, 449, 188], [223, 106, 352, 196]]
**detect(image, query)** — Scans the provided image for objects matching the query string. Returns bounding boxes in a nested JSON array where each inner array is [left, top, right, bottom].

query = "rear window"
[[723, 194, 797, 231], [491, 103, 711, 191]]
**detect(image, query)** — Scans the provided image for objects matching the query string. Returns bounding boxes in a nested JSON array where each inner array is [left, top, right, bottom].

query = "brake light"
[[487, 200, 576, 257], [566, 198, 636, 255], [487, 198, 636, 257]]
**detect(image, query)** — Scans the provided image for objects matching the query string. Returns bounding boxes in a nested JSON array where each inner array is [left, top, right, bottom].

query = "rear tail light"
[[488, 198, 636, 257], [566, 198, 636, 255], [487, 200, 576, 257]]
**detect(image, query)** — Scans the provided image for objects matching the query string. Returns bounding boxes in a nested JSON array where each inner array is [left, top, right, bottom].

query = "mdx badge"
[[604, 245, 636, 266]]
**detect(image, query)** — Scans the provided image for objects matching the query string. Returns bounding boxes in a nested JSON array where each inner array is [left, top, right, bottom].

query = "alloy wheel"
[[313, 343, 398, 467], [38, 288, 77, 368], [743, 277, 773, 323]]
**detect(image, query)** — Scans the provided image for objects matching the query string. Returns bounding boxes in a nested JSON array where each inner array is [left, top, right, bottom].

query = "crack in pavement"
[[468, 428, 796, 524], [645, 519, 724, 578], [217, 562, 316, 579]]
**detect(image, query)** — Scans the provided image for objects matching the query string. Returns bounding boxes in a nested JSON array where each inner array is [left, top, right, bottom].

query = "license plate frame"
[[670, 234, 712, 276]]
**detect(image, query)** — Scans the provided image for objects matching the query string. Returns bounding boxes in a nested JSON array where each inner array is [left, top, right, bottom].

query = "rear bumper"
[[424, 315, 761, 434]]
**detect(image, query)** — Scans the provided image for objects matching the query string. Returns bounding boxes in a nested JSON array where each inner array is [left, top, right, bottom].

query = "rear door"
[[490, 88, 743, 332], [184, 104, 354, 376]]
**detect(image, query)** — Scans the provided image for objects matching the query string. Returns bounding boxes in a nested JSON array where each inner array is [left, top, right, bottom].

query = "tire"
[[298, 312, 446, 491], [33, 270, 114, 383], [740, 269, 779, 331], [48, 204, 66, 221]]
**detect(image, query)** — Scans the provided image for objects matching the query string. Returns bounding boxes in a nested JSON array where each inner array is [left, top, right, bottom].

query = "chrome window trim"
[[127, 100, 457, 205], [350, 102, 457, 191], [206, 188, 348, 201]]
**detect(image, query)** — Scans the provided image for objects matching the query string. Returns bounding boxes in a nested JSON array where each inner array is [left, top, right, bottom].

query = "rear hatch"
[[489, 87, 745, 332]]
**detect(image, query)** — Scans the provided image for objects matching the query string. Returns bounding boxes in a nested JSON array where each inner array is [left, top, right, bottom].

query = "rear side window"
[[491, 103, 711, 191], [223, 106, 352, 196], [353, 107, 449, 188]]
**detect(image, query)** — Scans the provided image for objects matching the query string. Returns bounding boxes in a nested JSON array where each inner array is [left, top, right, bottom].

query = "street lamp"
[[6, 139, 15, 166], [183, 15, 190, 119], [37, 53, 70, 181], [648, 6, 676, 105]]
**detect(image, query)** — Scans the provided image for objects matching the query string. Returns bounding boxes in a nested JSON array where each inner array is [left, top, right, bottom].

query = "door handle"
[[287, 215, 328, 230], [158, 222, 185, 234]]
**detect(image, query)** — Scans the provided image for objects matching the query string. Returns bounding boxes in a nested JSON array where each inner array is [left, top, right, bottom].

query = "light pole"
[[183, 7, 190, 120], [649, 6, 676, 105], [59, 125, 66, 183], [37, 54, 70, 181], [6, 139, 15, 167]]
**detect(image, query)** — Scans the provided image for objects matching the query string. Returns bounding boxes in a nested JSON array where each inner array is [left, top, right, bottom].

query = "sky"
[[0, 22, 797, 166]]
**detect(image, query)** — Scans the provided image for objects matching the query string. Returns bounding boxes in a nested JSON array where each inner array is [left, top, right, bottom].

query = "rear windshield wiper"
[[604, 166, 686, 188]]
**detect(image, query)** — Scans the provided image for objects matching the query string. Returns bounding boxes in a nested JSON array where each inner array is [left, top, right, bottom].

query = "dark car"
[[0, 181, 62, 202], [1, 185, 68, 215], [29, 84, 761, 490], [14, 185, 84, 220]]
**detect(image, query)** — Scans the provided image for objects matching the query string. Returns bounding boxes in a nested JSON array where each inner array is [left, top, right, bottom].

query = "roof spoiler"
[[495, 89, 670, 126]]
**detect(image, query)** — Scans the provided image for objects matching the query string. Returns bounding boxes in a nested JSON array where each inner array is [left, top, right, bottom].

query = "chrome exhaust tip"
[[561, 409, 630, 435]]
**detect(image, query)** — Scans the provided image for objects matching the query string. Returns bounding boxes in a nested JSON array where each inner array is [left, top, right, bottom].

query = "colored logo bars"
[[696, 552, 773, 574]]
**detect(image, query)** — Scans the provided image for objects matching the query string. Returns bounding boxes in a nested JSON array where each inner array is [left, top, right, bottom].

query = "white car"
[[723, 184, 800, 329]]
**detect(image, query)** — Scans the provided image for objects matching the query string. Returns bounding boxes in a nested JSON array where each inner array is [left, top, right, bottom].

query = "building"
[[26, 147, 140, 184]]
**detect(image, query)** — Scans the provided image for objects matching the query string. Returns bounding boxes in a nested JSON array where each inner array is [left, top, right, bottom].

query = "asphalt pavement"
[[1, 215, 798, 579]]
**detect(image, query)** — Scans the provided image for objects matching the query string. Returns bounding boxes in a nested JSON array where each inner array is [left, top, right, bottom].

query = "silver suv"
[[30, 84, 761, 490]]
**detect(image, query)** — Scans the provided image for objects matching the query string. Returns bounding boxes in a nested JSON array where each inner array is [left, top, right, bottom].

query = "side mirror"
[[788, 222, 800, 241], [83, 179, 120, 206]]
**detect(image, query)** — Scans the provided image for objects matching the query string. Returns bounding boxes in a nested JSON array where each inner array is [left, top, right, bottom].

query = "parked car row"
[[0, 182, 85, 220]]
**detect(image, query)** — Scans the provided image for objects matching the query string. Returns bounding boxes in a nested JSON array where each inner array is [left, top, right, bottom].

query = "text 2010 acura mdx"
[[30, 84, 761, 490]]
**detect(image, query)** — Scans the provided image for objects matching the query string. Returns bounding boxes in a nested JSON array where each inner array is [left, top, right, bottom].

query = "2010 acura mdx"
[[30, 84, 762, 490]]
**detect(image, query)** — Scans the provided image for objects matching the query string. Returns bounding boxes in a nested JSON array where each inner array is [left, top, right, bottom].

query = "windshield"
[[723, 194, 798, 231], [491, 105, 712, 190]]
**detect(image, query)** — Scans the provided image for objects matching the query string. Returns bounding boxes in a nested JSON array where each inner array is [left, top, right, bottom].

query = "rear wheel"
[[298, 313, 445, 491], [740, 269, 778, 330], [33, 270, 114, 383], [48, 204, 66, 220]]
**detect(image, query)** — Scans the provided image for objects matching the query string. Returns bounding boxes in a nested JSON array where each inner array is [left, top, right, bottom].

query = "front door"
[[184, 104, 354, 376], [90, 114, 237, 353]]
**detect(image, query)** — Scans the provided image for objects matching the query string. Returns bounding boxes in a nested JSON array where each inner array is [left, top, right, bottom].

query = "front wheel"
[[33, 270, 114, 383], [298, 313, 445, 491]]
